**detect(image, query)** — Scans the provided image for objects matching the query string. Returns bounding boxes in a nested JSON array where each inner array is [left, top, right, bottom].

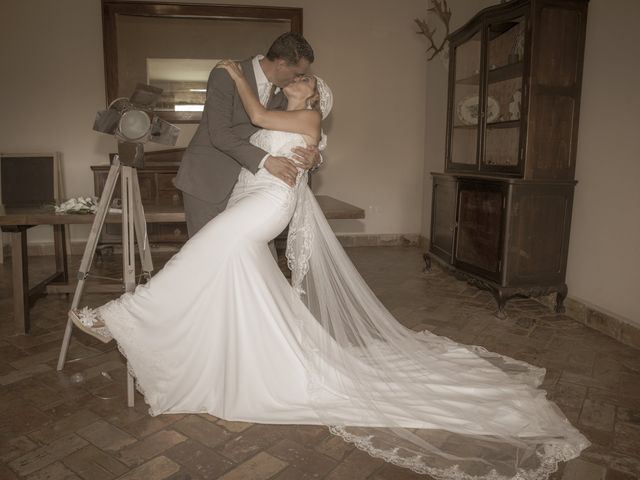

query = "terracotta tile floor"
[[1, 246, 639, 479]]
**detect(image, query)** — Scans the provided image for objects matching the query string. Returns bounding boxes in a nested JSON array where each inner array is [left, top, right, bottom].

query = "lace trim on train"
[[286, 177, 313, 297], [329, 425, 586, 480], [96, 299, 165, 416]]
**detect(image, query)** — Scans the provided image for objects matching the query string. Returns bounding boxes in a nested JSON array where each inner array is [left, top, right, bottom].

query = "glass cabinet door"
[[448, 31, 482, 169], [482, 16, 526, 173]]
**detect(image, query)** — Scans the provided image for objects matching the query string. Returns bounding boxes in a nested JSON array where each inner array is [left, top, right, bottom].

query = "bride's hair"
[[305, 79, 321, 115]]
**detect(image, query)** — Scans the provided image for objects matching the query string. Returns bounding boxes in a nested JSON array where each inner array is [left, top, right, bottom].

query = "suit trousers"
[[182, 191, 228, 238]]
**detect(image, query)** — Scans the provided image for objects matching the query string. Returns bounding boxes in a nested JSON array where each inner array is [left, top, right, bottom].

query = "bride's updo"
[[306, 76, 333, 120]]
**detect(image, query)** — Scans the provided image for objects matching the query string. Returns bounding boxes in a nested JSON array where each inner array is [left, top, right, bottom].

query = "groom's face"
[[272, 58, 311, 88]]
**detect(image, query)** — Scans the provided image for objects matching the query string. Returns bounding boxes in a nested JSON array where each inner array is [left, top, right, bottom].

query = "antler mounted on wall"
[[415, 0, 452, 61]]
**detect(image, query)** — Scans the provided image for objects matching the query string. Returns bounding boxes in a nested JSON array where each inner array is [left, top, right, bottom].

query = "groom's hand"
[[264, 156, 299, 187], [291, 145, 321, 170]]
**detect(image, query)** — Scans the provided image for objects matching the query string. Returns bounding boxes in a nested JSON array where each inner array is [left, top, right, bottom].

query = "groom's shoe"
[[69, 308, 113, 344]]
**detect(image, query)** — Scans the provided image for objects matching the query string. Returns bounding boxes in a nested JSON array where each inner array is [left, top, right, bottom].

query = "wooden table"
[[0, 196, 364, 334]]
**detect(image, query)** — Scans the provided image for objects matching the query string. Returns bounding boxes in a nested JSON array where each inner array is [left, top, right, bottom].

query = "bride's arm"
[[217, 60, 320, 142]]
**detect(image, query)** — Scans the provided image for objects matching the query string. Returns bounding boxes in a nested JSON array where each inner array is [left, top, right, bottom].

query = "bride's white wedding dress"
[[79, 129, 589, 479]]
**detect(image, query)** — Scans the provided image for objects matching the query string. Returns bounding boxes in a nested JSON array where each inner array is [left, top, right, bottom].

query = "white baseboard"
[[538, 294, 640, 351], [335, 233, 420, 248]]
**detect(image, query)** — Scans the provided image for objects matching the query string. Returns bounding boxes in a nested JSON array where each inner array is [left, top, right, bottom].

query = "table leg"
[[9, 228, 30, 334], [52, 224, 69, 284]]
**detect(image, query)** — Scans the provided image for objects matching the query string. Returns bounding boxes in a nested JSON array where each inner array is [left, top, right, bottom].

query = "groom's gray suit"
[[175, 58, 286, 236]]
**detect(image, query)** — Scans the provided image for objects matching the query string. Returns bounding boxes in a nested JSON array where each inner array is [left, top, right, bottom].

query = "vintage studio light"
[[57, 84, 180, 410], [93, 84, 180, 167]]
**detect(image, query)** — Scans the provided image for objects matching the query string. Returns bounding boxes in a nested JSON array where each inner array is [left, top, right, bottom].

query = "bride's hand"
[[216, 60, 243, 80], [291, 145, 320, 170]]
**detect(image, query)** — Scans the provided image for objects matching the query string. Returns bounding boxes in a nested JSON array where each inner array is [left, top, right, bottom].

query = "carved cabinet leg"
[[423, 253, 432, 272], [493, 288, 508, 319], [555, 285, 568, 314]]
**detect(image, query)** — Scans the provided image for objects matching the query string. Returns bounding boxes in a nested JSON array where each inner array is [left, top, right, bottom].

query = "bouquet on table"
[[55, 197, 98, 214]]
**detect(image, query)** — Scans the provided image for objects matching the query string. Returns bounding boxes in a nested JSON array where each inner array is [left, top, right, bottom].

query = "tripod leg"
[[57, 160, 121, 371], [132, 169, 153, 278], [121, 166, 137, 293], [121, 166, 137, 407]]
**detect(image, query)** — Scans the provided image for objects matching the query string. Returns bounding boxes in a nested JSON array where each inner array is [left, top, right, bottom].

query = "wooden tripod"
[[56, 155, 153, 407]]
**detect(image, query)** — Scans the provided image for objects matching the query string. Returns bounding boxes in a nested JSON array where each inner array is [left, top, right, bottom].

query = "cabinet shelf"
[[486, 120, 520, 129], [456, 61, 523, 86], [453, 120, 521, 130]]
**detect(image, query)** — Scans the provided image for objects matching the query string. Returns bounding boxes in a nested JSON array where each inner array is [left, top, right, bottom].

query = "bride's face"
[[283, 75, 317, 104], [273, 58, 310, 88]]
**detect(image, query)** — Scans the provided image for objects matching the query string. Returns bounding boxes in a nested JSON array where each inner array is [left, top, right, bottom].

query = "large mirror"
[[102, 2, 303, 123]]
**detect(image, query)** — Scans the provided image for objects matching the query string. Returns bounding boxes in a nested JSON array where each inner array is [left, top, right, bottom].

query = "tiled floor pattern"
[[0, 246, 638, 479]]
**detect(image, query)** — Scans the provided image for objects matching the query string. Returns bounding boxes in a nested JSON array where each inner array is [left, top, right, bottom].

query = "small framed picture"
[[0, 152, 64, 209]]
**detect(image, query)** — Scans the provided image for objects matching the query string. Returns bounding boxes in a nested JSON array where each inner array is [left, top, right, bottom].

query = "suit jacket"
[[175, 58, 287, 204]]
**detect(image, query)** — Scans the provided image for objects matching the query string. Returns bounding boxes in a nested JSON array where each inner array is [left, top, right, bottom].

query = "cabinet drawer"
[[157, 174, 182, 206], [157, 173, 178, 191]]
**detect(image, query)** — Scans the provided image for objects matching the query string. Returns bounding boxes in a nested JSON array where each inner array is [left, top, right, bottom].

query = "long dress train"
[[84, 129, 589, 479]]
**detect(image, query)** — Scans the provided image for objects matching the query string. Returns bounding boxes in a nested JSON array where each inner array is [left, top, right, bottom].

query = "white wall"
[[420, 0, 640, 325], [0, 0, 428, 242], [565, 0, 640, 325], [0, 0, 107, 242]]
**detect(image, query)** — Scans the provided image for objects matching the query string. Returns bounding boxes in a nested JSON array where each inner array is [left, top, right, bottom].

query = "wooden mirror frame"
[[102, 1, 303, 123]]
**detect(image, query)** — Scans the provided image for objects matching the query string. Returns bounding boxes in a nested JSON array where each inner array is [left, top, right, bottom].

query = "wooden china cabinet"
[[425, 0, 589, 315]]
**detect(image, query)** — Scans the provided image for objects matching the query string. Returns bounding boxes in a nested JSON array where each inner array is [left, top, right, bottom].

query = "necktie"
[[260, 82, 273, 107], [266, 83, 277, 106]]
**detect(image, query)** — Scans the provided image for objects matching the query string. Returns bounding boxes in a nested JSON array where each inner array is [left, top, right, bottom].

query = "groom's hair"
[[266, 32, 314, 66]]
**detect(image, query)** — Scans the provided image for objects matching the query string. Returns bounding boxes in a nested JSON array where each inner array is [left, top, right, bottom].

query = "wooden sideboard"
[[92, 149, 187, 244]]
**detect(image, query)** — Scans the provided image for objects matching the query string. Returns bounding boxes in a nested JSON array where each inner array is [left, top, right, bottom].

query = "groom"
[[175, 32, 321, 236]]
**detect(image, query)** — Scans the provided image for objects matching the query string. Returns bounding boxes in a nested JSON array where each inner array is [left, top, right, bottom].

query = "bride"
[[71, 61, 590, 479]]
